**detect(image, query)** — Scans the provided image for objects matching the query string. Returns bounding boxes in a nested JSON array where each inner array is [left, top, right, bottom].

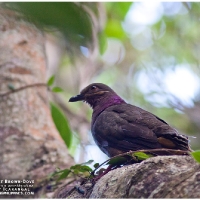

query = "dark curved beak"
[[69, 94, 84, 102]]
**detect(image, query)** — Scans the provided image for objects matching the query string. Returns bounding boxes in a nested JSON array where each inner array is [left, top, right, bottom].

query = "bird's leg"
[[93, 164, 114, 181]]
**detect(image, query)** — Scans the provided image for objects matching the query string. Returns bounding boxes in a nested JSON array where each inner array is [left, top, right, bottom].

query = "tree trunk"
[[57, 155, 200, 198], [0, 8, 74, 198]]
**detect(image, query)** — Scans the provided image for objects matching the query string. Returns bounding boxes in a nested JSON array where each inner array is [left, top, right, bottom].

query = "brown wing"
[[115, 104, 190, 151], [92, 104, 190, 157]]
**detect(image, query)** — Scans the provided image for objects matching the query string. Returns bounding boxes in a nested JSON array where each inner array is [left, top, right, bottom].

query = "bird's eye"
[[91, 85, 97, 90]]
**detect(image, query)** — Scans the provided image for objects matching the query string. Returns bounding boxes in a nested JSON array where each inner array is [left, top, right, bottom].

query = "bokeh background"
[[6, 2, 200, 164]]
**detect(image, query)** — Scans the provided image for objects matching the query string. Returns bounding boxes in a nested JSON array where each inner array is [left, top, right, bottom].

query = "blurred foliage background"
[[4, 2, 200, 163]]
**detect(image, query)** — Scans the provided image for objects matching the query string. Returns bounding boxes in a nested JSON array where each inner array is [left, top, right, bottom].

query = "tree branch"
[[0, 83, 48, 97]]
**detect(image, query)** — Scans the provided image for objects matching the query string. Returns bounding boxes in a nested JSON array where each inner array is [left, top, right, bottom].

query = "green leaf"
[[69, 160, 93, 174], [133, 152, 153, 160], [79, 165, 93, 172], [70, 164, 81, 170], [73, 169, 80, 175], [105, 19, 125, 40], [48, 168, 69, 180], [114, 2, 132, 19], [191, 150, 200, 163], [107, 156, 128, 165], [98, 32, 107, 55], [94, 163, 99, 168], [52, 87, 64, 93], [81, 160, 94, 166], [50, 102, 72, 148], [57, 169, 71, 181], [6, 2, 93, 49], [106, 2, 132, 20], [51, 169, 65, 176], [104, 2, 132, 41], [70, 163, 92, 173], [47, 75, 55, 86]]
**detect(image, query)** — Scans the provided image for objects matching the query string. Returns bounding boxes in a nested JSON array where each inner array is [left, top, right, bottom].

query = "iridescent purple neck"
[[91, 95, 125, 125]]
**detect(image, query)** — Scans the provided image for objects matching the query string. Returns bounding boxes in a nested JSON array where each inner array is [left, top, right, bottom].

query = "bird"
[[69, 83, 191, 157]]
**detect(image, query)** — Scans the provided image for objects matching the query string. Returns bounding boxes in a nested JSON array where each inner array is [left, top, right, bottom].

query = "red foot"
[[93, 165, 114, 181]]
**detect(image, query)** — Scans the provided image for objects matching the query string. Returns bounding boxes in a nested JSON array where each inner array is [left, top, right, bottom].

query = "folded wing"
[[92, 104, 190, 157]]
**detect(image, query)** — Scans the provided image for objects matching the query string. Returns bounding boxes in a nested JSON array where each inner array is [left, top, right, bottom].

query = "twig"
[[91, 149, 191, 175], [0, 83, 47, 97]]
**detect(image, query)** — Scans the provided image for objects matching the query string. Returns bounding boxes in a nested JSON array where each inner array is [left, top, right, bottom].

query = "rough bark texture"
[[0, 8, 74, 197], [60, 155, 200, 198]]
